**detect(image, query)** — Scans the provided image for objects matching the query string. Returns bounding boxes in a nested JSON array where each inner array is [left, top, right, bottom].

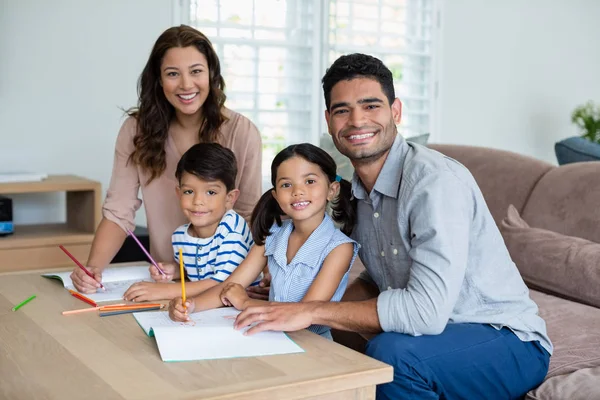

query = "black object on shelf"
[[111, 226, 150, 263]]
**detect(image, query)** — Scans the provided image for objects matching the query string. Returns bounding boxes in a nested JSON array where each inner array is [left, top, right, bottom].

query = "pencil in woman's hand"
[[59, 245, 106, 291]]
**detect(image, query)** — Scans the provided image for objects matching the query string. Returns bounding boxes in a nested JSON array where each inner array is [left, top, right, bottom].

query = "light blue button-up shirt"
[[352, 135, 552, 354], [265, 214, 359, 338]]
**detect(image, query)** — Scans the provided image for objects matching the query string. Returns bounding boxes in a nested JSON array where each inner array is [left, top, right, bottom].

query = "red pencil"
[[68, 290, 98, 307], [59, 245, 106, 291]]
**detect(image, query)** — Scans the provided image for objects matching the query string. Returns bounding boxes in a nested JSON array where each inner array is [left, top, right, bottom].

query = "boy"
[[123, 143, 261, 302]]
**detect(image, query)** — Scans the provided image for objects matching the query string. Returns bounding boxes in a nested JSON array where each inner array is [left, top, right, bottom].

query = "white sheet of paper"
[[133, 309, 304, 362], [42, 266, 152, 302]]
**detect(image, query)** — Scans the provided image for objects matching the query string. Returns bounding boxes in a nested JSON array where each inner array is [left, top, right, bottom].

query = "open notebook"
[[134, 308, 305, 362], [42, 265, 152, 302]]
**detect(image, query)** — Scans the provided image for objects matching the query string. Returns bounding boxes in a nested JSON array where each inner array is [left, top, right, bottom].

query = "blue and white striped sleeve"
[[210, 231, 251, 282]]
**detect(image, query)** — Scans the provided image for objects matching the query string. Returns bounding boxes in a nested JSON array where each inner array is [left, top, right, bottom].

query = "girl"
[[71, 25, 263, 293], [168, 143, 358, 339]]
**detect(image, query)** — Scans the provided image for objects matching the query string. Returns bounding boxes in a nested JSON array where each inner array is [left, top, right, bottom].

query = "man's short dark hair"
[[175, 142, 237, 191], [322, 53, 395, 110]]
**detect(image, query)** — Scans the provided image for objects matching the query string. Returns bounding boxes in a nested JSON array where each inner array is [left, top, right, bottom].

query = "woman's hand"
[[168, 296, 195, 322], [70, 266, 103, 294], [123, 281, 176, 302], [221, 282, 251, 310], [150, 262, 178, 282]]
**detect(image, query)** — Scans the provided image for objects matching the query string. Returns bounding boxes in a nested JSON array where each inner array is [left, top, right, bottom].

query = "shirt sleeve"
[[231, 117, 263, 220], [210, 232, 251, 282], [102, 117, 143, 232], [376, 171, 473, 336]]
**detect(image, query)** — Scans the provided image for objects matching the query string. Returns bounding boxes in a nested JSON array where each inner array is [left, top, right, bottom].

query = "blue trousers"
[[365, 324, 550, 400]]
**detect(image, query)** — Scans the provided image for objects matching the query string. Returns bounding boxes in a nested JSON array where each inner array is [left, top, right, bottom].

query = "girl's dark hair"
[[128, 25, 227, 184], [250, 143, 356, 246], [175, 143, 237, 191]]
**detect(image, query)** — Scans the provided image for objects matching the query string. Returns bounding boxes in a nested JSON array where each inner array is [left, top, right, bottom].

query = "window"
[[183, 0, 439, 181]]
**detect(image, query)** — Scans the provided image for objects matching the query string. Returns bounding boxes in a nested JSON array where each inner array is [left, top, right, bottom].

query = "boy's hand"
[[221, 282, 251, 310], [150, 262, 178, 282], [123, 281, 174, 302], [168, 297, 195, 322], [70, 266, 103, 294]]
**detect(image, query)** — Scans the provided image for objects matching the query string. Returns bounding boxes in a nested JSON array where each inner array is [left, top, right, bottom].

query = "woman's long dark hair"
[[128, 25, 227, 183], [250, 143, 356, 246]]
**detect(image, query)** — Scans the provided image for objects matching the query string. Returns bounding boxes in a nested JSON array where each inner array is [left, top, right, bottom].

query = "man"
[[236, 54, 551, 399]]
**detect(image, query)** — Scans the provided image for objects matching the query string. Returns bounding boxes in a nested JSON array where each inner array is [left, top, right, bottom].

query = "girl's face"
[[272, 156, 339, 224], [160, 46, 210, 118]]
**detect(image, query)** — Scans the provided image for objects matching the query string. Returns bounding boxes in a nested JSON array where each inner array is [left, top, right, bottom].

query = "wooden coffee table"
[[0, 267, 392, 399]]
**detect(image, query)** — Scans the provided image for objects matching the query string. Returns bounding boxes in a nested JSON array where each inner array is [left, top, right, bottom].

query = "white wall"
[[0, 0, 174, 226], [438, 0, 600, 163]]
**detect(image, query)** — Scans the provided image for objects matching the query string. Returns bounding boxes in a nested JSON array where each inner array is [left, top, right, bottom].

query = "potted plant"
[[555, 101, 600, 165]]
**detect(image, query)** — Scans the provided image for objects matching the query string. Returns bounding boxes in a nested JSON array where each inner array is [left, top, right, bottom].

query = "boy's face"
[[176, 172, 239, 238]]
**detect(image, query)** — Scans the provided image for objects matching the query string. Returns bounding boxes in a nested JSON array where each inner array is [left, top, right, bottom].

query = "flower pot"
[[555, 136, 600, 165]]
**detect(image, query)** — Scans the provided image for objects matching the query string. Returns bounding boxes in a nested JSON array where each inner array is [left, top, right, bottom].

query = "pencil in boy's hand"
[[12, 295, 36, 312], [126, 228, 166, 276], [179, 248, 186, 310], [59, 245, 106, 291]]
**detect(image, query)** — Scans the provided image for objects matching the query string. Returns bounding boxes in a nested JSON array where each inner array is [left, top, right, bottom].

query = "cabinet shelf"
[[0, 175, 101, 272]]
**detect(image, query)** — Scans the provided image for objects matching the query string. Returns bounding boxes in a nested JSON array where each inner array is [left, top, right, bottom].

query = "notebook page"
[[152, 325, 304, 362], [133, 308, 241, 336]]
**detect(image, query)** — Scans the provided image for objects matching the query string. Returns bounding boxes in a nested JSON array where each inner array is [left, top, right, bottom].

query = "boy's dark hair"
[[322, 53, 395, 111], [251, 143, 356, 246], [175, 143, 237, 191]]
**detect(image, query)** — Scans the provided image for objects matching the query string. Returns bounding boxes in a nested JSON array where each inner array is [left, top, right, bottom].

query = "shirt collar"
[[351, 134, 409, 200], [265, 214, 336, 269]]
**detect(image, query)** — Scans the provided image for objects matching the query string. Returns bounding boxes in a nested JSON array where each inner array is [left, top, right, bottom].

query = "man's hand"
[[123, 281, 175, 302], [150, 262, 178, 282], [234, 302, 317, 335], [168, 297, 196, 322], [70, 266, 103, 294], [220, 282, 251, 310], [246, 272, 271, 300]]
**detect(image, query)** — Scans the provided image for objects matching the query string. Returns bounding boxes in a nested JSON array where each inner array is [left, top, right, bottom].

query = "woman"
[[71, 25, 262, 293]]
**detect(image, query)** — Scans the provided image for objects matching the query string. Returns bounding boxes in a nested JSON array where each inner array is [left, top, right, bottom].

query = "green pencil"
[[12, 295, 36, 312]]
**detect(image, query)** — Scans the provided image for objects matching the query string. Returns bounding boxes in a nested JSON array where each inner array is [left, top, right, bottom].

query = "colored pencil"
[[126, 228, 166, 276], [12, 295, 36, 312], [99, 304, 162, 312], [68, 290, 98, 307], [179, 248, 186, 310], [62, 303, 126, 315], [100, 303, 162, 310], [59, 245, 106, 291], [99, 306, 163, 317]]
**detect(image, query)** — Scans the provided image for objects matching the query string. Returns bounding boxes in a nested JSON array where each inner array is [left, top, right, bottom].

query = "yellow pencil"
[[179, 248, 186, 310]]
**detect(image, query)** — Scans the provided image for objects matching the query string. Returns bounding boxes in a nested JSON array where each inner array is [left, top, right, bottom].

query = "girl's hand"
[[123, 281, 175, 302], [168, 297, 195, 322], [246, 272, 271, 300], [70, 266, 103, 294], [220, 282, 250, 310], [150, 262, 178, 282]]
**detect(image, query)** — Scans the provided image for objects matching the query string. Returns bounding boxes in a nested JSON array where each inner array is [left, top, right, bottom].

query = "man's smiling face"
[[325, 77, 402, 165]]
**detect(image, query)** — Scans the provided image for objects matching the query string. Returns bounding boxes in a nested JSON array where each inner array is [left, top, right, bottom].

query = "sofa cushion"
[[521, 160, 600, 243], [428, 144, 553, 226], [500, 205, 600, 308], [555, 136, 600, 165], [529, 290, 600, 379], [526, 366, 600, 400]]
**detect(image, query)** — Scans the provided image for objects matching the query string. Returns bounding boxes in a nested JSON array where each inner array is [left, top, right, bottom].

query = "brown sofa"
[[340, 144, 600, 399]]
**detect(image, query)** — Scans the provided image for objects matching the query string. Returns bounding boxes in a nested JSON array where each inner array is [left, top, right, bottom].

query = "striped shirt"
[[265, 214, 359, 338], [172, 210, 261, 285]]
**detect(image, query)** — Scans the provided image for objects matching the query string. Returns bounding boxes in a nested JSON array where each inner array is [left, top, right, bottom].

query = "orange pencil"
[[62, 304, 126, 315], [179, 248, 186, 310], [68, 290, 97, 307]]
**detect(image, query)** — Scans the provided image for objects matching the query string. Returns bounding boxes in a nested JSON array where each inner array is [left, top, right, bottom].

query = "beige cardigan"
[[102, 108, 262, 263]]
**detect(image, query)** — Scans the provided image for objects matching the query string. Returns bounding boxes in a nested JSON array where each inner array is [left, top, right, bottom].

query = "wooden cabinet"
[[0, 175, 101, 272]]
